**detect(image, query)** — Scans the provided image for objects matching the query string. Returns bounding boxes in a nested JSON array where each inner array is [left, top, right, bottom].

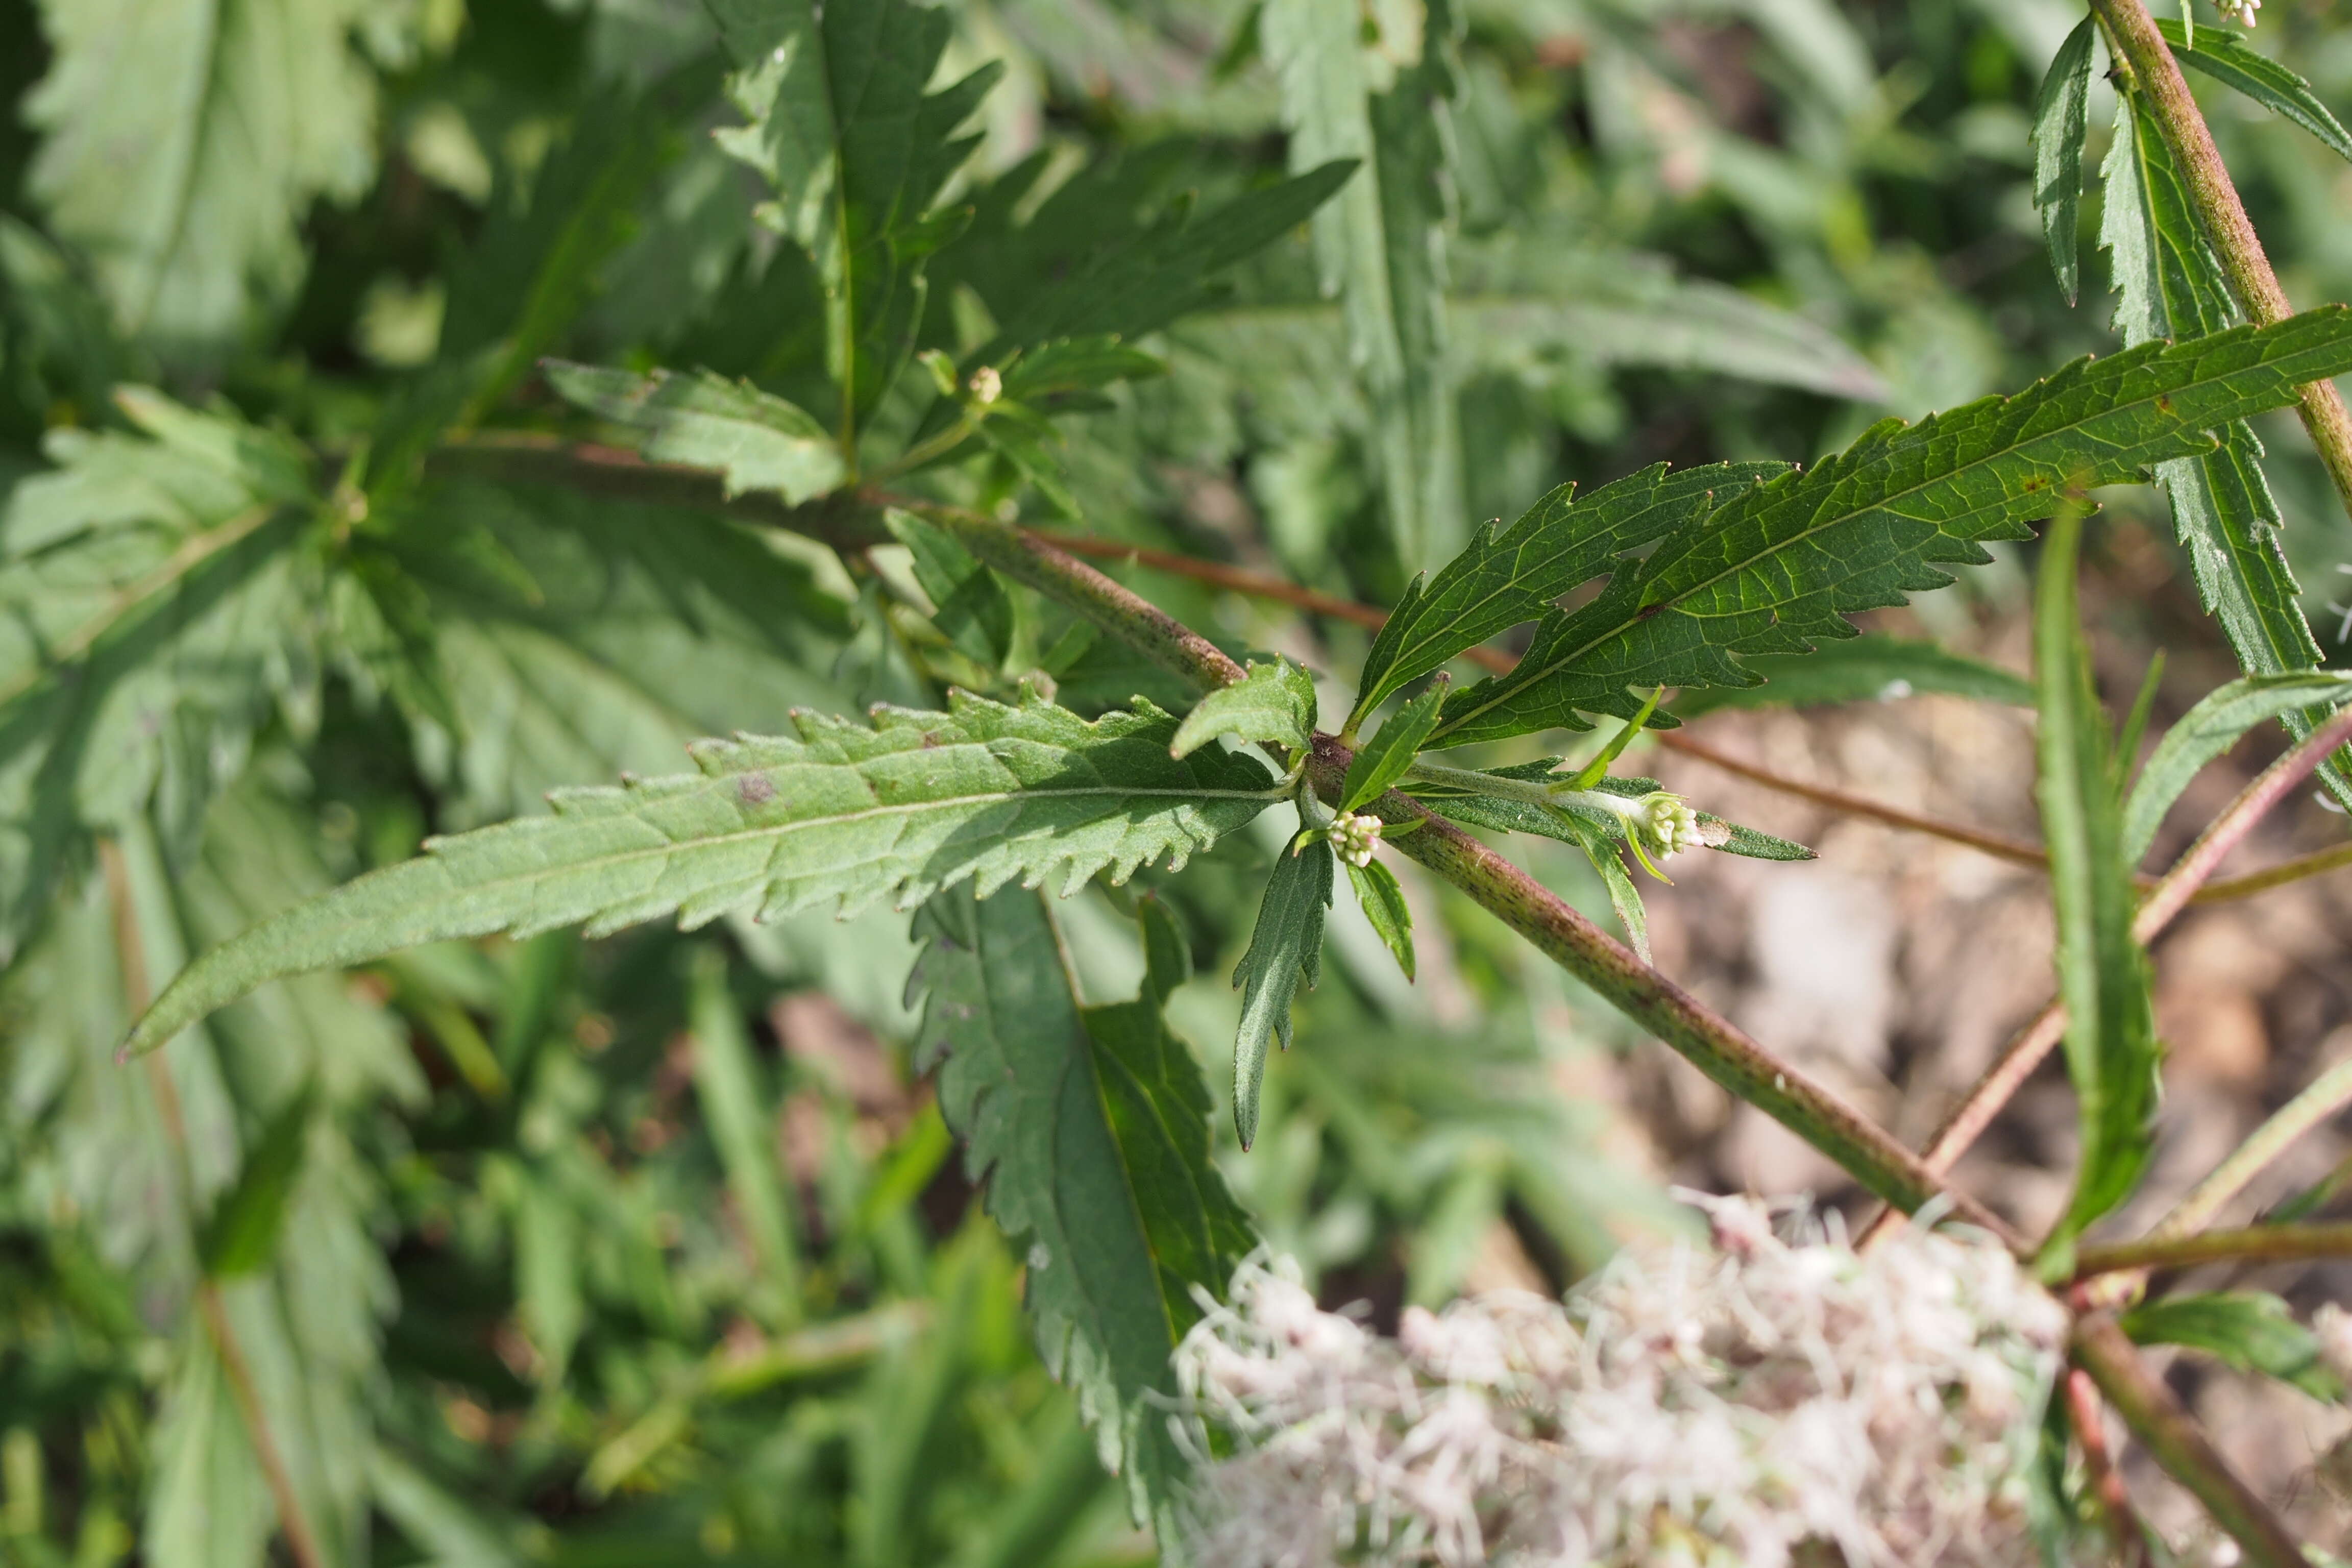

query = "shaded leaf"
[[198, 1088, 314, 1278], [1231, 813, 1334, 1149], [911, 884, 1253, 1538], [1670, 633, 2036, 718], [2031, 18, 2097, 306]]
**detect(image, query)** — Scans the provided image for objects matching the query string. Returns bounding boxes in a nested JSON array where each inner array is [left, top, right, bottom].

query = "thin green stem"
[[2071, 1311, 2306, 1568], [2157, 1056, 2352, 1241], [2073, 1222, 2352, 1279]]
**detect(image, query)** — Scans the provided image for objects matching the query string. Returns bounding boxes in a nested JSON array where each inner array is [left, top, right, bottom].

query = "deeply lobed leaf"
[[1432, 308, 2352, 748], [121, 690, 1281, 1055]]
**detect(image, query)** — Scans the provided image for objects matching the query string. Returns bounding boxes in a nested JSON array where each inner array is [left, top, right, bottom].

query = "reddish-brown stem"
[[1865, 704, 2352, 1246], [2067, 1366, 2149, 1568], [2072, 1312, 2306, 1568]]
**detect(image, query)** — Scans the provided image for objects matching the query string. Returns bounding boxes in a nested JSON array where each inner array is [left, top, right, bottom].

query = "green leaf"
[[2031, 18, 2097, 306], [197, 1088, 314, 1278], [1343, 678, 1448, 811], [885, 509, 1018, 669], [1262, 0, 1460, 567], [999, 337, 1167, 403], [121, 690, 1278, 1055], [1169, 657, 1318, 760], [945, 150, 1359, 362], [1670, 633, 2036, 718], [1345, 857, 1416, 981], [1428, 307, 2352, 749], [2122, 1291, 2345, 1401], [1446, 241, 1890, 402], [395, 479, 853, 826], [912, 884, 1254, 1539], [712, 0, 1002, 420], [2101, 91, 2348, 808], [2036, 505, 2160, 1253], [2156, 19, 2352, 165], [1231, 812, 1334, 1149], [542, 361, 845, 503], [0, 390, 321, 958], [2120, 672, 2352, 863], [374, 98, 675, 488], [688, 948, 800, 1314], [1353, 461, 1785, 727], [23, 0, 379, 360]]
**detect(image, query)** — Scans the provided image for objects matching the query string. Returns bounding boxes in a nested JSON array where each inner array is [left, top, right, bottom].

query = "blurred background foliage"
[[3, 0, 2351, 1563]]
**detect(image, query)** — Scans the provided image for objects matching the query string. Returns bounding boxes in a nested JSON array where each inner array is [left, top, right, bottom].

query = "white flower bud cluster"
[[1633, 791, 1701, 860], [968, 364, 1003, 405], [1173, 1195, 2069, 1568], [2219, 0, 2259, 25], [1330, 810, 1383, 868]]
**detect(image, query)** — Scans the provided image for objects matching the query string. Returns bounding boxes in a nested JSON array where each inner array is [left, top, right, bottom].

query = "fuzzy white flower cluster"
[[1329, 809, 1384, 868], [2219, 0, 2259, 26], [1173, 1195, 2069, 1568]]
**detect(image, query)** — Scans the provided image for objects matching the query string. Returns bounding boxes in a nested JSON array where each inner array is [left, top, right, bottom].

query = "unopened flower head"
[[2219, 0, 2259, 24], [1633, 790, 1701, 859], [1330, 810, 1383, 868], [968, 364, 1003, 405], [1172, 1195, 2067, 1568]]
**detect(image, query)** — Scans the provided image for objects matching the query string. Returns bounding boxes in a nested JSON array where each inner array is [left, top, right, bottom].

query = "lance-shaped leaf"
[[120, 690, 1280, 1055], [2031, 18, 2097, 306], [1430, 306, 2352, 749], [1414, 765, 1814, 866], [1262, 0, 1460, 567], [1671, 633, 2035, 718], [1169, 658, 1317, 760], [2122, 1291, 2345, 1401], [2155, 19, 2352, 166], [2102, 92, 2348, 806], [1231, 813, 1335, 1149], [1343, 678, 1448, 811], [1353, 461, 1785, 727], [1346, 858, 1415, 981], [2037, 505, 2160, 1256], [912, 885, 1254, 1538], [2121, 671, 2352, 863], [542, 361, 844, 503]]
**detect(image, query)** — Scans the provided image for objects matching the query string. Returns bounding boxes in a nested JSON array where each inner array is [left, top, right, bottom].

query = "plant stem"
[[1866, 703, 2352, 1245], [2091, 0, 2352, 514], [908, 503, 2013, 1237], [2158, 1055, 2352, 1241], [99, 837, 327, 1568], [2073, 1222, 2352, 1279], [2194, 838, 2352, 903], [1317, 739, 2019, 1237], [2066, 1366, 2150, 1568], [2072, 1310, 2305, 1568]]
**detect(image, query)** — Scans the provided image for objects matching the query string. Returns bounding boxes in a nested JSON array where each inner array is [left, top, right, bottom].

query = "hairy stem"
[[2072, 1311, 2305, 1568], [2158, 1055, 2352, 1241], [2091, 0, 2352, 514], [904, 504, 2013, 1236], [2074, 1222, 2352, 1279], [2066, 1366, 2149, 1568]]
